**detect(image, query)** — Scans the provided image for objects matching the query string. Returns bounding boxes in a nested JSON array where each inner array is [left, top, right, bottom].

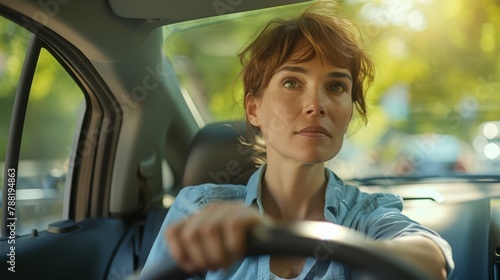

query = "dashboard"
[[358, 179, 500, 279]]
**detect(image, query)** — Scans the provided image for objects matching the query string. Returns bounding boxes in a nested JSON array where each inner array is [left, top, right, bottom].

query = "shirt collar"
[[244, 164, 344, 221], [323, 169, 345, 222], [244, 164, 266, 214]]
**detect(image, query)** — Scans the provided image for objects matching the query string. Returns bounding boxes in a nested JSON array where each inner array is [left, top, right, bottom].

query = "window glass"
[[163, 0, 500, 178], [0, 17, 85, 235], [162, 3, 308, 123]]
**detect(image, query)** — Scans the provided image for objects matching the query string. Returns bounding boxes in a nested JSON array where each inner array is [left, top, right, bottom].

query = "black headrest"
[[182, 122, 258, 187]]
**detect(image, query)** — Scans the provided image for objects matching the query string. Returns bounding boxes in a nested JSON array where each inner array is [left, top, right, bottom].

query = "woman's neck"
[[261, 160, 327, 222]]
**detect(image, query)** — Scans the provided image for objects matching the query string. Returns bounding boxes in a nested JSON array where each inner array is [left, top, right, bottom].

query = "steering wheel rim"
[[139, 221, 433, 280]]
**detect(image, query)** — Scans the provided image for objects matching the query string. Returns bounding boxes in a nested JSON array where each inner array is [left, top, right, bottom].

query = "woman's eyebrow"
[[328, 72, 352, 81], [277, 66, 308, 74], [278, 66, 352, 81]]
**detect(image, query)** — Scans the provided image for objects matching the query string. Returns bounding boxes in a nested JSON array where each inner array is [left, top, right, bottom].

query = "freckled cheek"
[[272, 102, 297, 121], [260, 100, 298, 137], [329, 101, 353, 129]]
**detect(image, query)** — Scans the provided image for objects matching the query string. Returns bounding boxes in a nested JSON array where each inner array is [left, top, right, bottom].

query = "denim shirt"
[[142, 165, 454, 279]]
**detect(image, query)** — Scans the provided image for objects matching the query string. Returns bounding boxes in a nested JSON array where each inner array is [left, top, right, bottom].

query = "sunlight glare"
[[407, 9, 427, 31], [293, 221, 365, 242], [484, 143, 500, 160], [483, 123, 499, 139], [359, 0, 429, 31], [472, 135, 488, 153]]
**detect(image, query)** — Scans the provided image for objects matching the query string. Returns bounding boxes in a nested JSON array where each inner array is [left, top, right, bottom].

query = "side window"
[[0, 17, 85, 235]]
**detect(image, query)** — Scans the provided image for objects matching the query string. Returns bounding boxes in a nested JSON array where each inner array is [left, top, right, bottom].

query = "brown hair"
[[238, 0, 374, 164]]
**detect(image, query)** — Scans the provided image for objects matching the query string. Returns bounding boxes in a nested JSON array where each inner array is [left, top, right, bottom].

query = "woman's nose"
[[304, 90, 327, 117]]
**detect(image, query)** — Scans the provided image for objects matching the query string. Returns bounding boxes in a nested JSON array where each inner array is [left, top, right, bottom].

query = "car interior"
[[0, 0, 500, 279]]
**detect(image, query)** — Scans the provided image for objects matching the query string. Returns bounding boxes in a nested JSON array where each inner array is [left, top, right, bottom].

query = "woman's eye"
[[329, 83, 347, 93], [283, 80, 299, 89]]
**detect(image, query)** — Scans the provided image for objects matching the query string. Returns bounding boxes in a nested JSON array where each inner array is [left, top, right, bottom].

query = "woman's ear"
[[245, 92, 259, 127]]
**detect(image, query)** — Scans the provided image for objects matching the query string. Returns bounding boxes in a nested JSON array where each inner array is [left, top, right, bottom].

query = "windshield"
[[162, 0, 500, 179]]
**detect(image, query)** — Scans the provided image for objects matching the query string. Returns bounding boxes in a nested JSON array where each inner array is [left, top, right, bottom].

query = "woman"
[[143, 1, 454, 279]]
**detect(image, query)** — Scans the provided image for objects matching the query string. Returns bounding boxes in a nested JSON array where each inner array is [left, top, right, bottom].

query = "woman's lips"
[[296, 125, 331, 138]]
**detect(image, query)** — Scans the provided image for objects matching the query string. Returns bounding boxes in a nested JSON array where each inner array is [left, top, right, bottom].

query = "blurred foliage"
[[0, 18, 84, 163], [163, 0, 500, 146]]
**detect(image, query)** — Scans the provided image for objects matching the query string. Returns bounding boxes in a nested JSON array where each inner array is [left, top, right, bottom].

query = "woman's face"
[[246, 49, 353, 166]]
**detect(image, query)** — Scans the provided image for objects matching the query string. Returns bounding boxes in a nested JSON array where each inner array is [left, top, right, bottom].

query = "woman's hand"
[[165, 201, 272, 273]]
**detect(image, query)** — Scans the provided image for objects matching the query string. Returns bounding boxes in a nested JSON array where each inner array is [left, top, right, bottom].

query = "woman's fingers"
[[164, 201, 268, 272], [165, 221, 197, 273], [223, 205, 268, 259], [182, 205, 229, 271]]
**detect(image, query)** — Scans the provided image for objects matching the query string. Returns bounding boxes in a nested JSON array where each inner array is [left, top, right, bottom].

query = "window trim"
[[1, 35, 42, 237], [37, 27, 123, 221], [35, 28, 123, 221]]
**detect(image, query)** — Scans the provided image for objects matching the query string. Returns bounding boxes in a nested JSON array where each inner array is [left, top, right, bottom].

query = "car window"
[[0, 17, 85, 235], [163, 0, 500, 179]]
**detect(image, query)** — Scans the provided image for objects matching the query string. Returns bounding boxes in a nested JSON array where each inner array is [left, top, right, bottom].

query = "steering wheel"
[[139, 221, 432, 280]]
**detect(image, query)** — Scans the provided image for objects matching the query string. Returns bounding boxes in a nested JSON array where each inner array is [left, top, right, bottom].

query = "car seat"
[[182, 121, 258, 186]]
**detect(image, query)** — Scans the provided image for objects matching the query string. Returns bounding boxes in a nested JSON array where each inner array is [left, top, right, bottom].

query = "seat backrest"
[[182, 121, 258, 187]]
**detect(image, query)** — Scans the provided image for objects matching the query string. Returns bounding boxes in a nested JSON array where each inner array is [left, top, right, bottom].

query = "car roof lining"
[[108, 0, 311, 21]]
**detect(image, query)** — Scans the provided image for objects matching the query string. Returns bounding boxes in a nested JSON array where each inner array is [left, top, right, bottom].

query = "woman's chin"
[[296, 151, 337, 165]]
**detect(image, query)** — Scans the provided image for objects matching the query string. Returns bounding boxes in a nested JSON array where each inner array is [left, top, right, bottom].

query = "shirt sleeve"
[[345, 192, 455, 278], [140, 186, 207, 279]]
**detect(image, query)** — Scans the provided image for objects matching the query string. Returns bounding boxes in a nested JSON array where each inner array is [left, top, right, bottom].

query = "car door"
[[0, 7, 130, 280]]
